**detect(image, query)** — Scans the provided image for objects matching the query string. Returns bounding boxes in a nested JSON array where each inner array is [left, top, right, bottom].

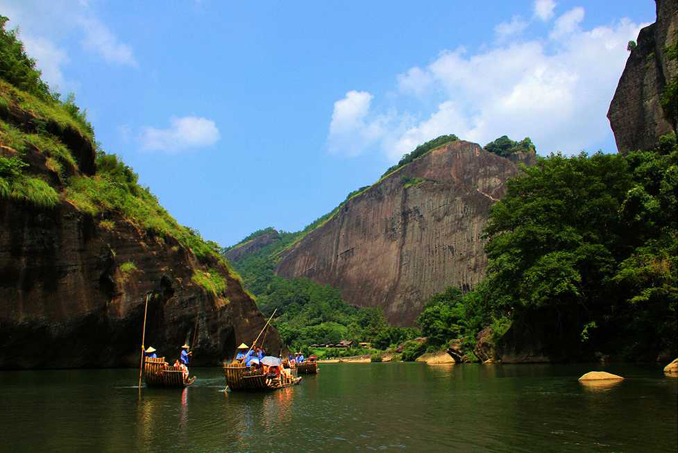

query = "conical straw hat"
[[182, 344, 190, 349], [237, 343, 249, 349], [145, 347, 156, 353]]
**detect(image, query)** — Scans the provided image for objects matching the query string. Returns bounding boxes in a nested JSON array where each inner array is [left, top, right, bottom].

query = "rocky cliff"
[[608, 0, 677, 153], [224, 229, 281, 263], [0, 83, 280, 370], [275, 141, 527, 325]]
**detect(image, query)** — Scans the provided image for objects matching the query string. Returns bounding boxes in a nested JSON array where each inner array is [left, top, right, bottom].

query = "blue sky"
[[0, 0, 656, 246]]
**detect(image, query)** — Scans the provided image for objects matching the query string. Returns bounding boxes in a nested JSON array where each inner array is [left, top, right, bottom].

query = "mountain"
[[608, 0, 677, 154], [228, 138, 536, 326], [0, 20, 281, 369]]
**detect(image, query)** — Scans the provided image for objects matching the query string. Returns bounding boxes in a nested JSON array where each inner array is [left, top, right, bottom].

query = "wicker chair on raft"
[[144, 357, 196, 388]]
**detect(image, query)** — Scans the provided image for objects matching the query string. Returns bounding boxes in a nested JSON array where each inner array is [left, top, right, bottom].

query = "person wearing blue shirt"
[[235, 343, 249, 361], [256, 348, 264, 361], [244, 349, 256, 366], [145, 346, 157, 359], [180, 344, 192, 366]]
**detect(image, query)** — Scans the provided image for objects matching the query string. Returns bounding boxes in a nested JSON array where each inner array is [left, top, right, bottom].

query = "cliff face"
[[224, 229, 280, 263], [0, 88, 281, 370], [276, 141, 525, 325], [608, 0, 677, 153]]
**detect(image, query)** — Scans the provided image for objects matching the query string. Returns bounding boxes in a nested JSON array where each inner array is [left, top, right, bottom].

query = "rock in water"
[[664, 358, 678, 375], [415, 351, 455, 365], [578, 371, 625, 381]]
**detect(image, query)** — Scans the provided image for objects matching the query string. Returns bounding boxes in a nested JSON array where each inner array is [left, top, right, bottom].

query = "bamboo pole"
[[190, 303, 200, 350], [138, 294, 150, 389], [246, 309, 277, 356]]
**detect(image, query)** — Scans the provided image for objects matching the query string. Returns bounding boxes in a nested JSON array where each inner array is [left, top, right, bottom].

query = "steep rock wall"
[[608, 0, 677, 153], [0, 202, 282, 369], [275, 141, 525, 325]]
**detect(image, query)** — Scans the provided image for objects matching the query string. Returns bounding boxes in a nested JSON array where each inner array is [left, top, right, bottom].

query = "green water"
[[1, 363, 675, 452]]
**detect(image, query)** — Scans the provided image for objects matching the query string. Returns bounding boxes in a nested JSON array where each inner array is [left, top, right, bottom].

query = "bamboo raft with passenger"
[[223, 362, 300, 391], [223, 309, 301, 391], [296, 356, 319, 374], [137, 294, 197, 390], [144, 356, 196, 388]]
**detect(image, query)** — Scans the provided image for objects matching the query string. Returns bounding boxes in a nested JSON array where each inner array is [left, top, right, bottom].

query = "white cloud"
[[550, 7, 585, 40], [534, 0, 557, 21], [326, 7, 646, 161], [0, 0, 136, 92], [328, 91, 391, 157], [397, 67, 434, 97], [78, 15, 136, 66], [140, 116, 221, 153], [495, 16, 529, 40]]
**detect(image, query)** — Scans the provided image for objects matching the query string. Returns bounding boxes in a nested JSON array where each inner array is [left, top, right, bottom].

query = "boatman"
[[180, 344, 192, 367], [235, 343, 249, 361], [145, 347, 157, 359]]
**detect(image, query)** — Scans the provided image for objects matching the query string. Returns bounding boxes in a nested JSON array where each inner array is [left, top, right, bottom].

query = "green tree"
[[416, 287, 466, 346]]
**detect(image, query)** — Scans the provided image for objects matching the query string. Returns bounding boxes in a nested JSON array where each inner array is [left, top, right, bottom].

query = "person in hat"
[[145, 347, 157, 359], [180, 344, 192, 366], [235, 343, 249, 361]]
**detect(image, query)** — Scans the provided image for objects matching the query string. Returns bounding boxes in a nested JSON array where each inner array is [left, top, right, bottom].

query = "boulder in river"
[[416, 351, 455, 365], [578, 371, 624, 381], [664, 358, 678, 376]]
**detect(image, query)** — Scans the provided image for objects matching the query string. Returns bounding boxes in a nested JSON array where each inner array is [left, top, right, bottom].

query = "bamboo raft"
[[144, 357, 196, 388], [223, 363, 301, 391], [296, 360, 319, 374]]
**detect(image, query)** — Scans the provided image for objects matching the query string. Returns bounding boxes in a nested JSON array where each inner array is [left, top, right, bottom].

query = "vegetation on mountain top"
[[381, 134, 459, 178], [484, 135, 536, 158]]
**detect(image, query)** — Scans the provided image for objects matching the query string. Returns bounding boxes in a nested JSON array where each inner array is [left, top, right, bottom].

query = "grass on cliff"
[[0, 154, 59, 208], [192, 269, 228, 297]]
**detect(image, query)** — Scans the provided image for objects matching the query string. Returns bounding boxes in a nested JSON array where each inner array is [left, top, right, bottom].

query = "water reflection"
[[579, 379, 624, 391]]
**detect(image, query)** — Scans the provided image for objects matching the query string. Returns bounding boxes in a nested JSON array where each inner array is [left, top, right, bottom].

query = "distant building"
[[359, 342, 371, 348], [336, 340, 354, 348]]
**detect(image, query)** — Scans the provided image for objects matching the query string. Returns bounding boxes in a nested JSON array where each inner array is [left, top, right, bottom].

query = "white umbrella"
[[261, 356, 282, 367]]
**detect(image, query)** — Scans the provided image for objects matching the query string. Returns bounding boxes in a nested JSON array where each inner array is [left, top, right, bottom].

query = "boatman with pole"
[[180, 344, 192, 367]]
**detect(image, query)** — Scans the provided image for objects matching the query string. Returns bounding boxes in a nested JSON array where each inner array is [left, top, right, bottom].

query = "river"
[[1, 363, 675, 452]]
